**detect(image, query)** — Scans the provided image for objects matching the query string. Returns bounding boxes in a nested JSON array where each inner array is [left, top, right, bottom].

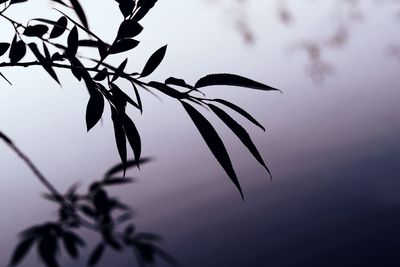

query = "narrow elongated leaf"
[[111, 108, 127, 174], [105, 157, 152, 177], [147, 81, 185, 99], [112, 58, 127, 82], [122, 114, 141, 167], [66, 26, 78, 57], [108, 39, 139, 54], [211, 98, 265, 131], [62, 232, 79, 258], [117, 20, 143, 40], [181, 102, 243, 199], [38, 234, 59, 267], [85, 89, 104, 131], [9, 35, 26, 63], [0, 72, 12, 85], [110, 83, 140, 110], [0, 42, 10, 57], [130, 81, 142, 113], [140, 45, 167, 78], [9, 237, 35, 266], [28, 43, 60, 84], [69, 0, 89, 29], [195, 73, 281, 92], [88, 243, 105, 266], [93, 68, 107, 81], [209, 104, 271, 177], [165, 77, 193, 90]]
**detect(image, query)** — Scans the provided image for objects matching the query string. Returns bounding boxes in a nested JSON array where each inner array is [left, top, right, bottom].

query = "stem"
[[0, 131, 62, 198]]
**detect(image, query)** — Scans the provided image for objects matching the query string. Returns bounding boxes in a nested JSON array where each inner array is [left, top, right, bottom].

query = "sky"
[[1, 0, 400, 266]]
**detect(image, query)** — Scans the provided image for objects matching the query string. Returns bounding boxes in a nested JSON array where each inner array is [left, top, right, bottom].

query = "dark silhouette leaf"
[[28, 43, 60, 84], [165, 77, 193, 90], [69, 0, 89, 29], [88, 243, 105, 267], [66, 26, 78, 57], [130, 81, 143, 113], [102, 177, 134, 185], [0, 72, 12, 85], [49, 17, 68, 39], [117, 20, 143, 40], [211, 98, 265, 131], [93, 68, 107, 81], [209, 104, 271, 177], [111, 108, 127, 174], [23, 25, 48, 37], [118, 0, 135, 18], [112, 58, 128, 82], [0, 42, 10, 57], [195, 73, 281, 92], [122, 114, 141, 167], [105, 157, 152, 177], [9, 237, 35, 266], [78, 39, 100, 47], [85, 88, 105, 131], [148, 81, 185, 99], [108, 39, 139, 54], [140, 45, 167, 78], [110, 83, 140, 110], [181, 101, 243, 199], [133, 0, 157, 21], [38, 234, 59, 267], [9, 35, 26, 63], [62, 232, 79, 258]]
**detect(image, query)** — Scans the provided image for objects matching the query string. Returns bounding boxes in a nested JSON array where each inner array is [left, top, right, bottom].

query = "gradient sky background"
[[1, 0, 400, 266]]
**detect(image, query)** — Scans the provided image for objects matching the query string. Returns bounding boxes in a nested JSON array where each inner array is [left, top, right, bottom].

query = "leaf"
[[211, 98, 265, 131], [0, 42, 10, 57], [117, 20, 143, 40], [49, 17, 68, 39], [23, 25, 49, 37], [140, 45, 167, 78], [108, 39, 139, 54], [0, 72, 12, 85], [130, 81, 142, 113], [118, 0, 135, 18], [102, 177, 134, 185], [105, 157, 152, 177], [93, 68, 107, 81], [110, 83, 140, 110], [66, 26, 78, 57], [88, 243, 105, 266], [147, 81, 185, 99], [165, 77, 193, 90], [111, 108, 127, 175], [9, 35, 26, 63], [181, 102, 243, 199], [209, 104, 271, 177], [85, 88, 104, 131], [112, 58, 127, 82], [28, 43, 60, 84], [122, 114, 141, 168], [133, 0, 157, 21], [62, 232, 79, 258], [69, 0, 89, 29], [195, 73, 281, 92], [38, 234, 59, 267], [9, 237, 35, 266]]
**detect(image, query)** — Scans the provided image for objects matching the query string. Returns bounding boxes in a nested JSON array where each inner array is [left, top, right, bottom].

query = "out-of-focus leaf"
[[117, 20, 143, 40], [88, 243, 105, 267], [140, 45, 167, 78], [62, 232, 79, 258], [108, 39, 139, 54], [195, 73, 281, 92], [122, 114, 141, 167], [209, 104, 271, 177], [0, 42, 10, 57], [69, 0, 89, 29], [38, 234, 59, 267], [181, 102, 243, 199], [102, 177, 134, 185], [9, 35, 26, 63], [85, 88, 104, 131], [9, 237, 35, 266], [105, 157, 152, 177], [210, 98, 265, 131]]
